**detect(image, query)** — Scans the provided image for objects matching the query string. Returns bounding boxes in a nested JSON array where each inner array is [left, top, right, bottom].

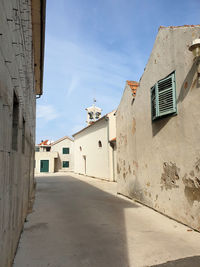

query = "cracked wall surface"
[[116, 25, 200, 231]]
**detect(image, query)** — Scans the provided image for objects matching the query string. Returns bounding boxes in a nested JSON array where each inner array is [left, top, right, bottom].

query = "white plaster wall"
[[108, 110, 116, 141], [116, 25, 200, 231], [74, 119, 110, 180], [51, 138, 74, 172], [107, 111, 117, 181], [0, 0, 37, 265]]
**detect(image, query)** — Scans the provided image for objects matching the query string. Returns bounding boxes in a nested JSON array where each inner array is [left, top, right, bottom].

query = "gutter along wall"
[[0, 0, 46, 266], [116, 25, 200, 231]]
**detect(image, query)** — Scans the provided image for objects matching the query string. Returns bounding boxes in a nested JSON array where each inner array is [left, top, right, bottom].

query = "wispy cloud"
[[37, 104, 60, 122], [36, 0, 200, 143]]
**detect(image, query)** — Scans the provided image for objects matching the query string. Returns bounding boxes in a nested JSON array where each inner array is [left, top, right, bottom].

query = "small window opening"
[[80, 146, 82, 151], [35, 146, 40, 152], [46, 147, 51, 152], [12, 92, 19, 151], [95, 112, 101, 119], [63, 161, 69, 168], [98, 140, 102, 148], [88, 112, 94, 119], [63, 147, 69, 154]]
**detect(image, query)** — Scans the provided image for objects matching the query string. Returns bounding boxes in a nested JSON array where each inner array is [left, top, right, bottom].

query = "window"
[[12, 92, 19, 151], [98, 140, 102, 148], [63, 161, 69, 168], [80, 146, 82, 151], [63, 147, 69, 154], [46, 147, 51, 152], [95, 112, 101, 119], [22, 118, 25, 153], [88, 112, 94, 119], [151, 71, 177, 121], [35, 146, 40, 152]]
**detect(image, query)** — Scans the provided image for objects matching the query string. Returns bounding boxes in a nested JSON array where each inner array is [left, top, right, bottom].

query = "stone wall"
[[0, 0, 41, 265]]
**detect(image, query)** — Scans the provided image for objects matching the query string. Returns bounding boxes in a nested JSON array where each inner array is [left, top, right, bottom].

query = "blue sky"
[[36, 0, 200, 143]]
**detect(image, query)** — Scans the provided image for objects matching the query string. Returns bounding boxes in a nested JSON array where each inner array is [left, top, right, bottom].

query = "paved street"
[[13, 173, 200, 267]]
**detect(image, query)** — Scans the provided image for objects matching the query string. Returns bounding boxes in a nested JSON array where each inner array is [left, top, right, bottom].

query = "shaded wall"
[[116, 25, 200, 230], [0, 0, 38, 265]]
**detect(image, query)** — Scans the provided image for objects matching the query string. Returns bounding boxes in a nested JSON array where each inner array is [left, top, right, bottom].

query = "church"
[[73, 101, 117, 181]]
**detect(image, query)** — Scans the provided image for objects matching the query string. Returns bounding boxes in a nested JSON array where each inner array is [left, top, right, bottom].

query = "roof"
[[127, 81, 139, 98], [31, 0, 46, 95], [159, 24, 200, 30], [73, 115, 108, 137], [38, 139, 50, 146], [51, 136, 74, 146]]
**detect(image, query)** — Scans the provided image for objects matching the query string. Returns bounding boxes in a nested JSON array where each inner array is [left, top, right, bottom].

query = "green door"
[[40, 160, 49, 172]]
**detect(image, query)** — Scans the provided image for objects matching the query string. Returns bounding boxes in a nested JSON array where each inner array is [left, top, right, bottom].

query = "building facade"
[[0, 0, 46, 266], [35, 136, 74, 174], [116, 25, 200, 231], [73, 110, 117, 181]]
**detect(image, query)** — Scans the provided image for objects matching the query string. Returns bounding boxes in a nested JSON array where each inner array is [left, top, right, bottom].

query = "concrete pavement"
[[13, 173, 200, 267]]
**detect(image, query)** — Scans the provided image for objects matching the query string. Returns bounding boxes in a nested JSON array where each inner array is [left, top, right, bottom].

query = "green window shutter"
[[158, 72, 176, 117], [63, 147, 70, 154], [151, 72, 177, 121], [151, 85, 157, 120], [63, 161, 69, 168]]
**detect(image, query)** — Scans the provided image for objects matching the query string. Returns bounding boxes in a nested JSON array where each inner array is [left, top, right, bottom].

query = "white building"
[[73, 104, 117, 181], [35, 136, 74, 174]]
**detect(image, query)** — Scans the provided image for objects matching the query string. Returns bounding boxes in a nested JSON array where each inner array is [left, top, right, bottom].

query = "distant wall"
[[74, 119, 110, 180], [0, 0, 43, 265], [35, 152, 58, 173], [51, 138, 74, 172], [116, 26, 200, 231]]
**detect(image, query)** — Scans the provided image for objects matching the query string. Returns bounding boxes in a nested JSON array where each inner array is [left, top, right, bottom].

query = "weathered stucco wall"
[[0, 0, 44, 265], [116, 25, 200, 231]]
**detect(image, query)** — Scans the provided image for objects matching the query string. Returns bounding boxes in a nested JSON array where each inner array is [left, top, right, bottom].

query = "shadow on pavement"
[[14, 175, 139, 267], [151, 255, 200, 267]]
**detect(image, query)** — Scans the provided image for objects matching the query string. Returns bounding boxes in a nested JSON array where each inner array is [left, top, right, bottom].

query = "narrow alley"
[[13, 173, 200, 267]]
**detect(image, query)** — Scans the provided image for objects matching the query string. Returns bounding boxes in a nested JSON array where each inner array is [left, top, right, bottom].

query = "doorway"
[[83, 155, 86, 175], [40, 160, 49, 172]]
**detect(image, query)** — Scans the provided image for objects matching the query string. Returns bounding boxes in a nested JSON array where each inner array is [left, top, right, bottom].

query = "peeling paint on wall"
[[183, 159, 200, 205], [161, 162, 180, 190]]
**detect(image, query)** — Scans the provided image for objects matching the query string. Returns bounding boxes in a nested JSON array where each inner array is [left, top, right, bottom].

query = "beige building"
[[0, 0, 46, 266], [73, 106, 117, 181], [35, 136, 74, 174], [116, 25, 200, 231]]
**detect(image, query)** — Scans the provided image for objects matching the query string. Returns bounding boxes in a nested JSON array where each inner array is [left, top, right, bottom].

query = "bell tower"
[[86, 99, 102, 125]]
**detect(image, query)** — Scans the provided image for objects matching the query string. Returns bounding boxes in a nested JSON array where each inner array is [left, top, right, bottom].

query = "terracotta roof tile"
[[127, 80, 139, 98], [39, 139, 49, 146]]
